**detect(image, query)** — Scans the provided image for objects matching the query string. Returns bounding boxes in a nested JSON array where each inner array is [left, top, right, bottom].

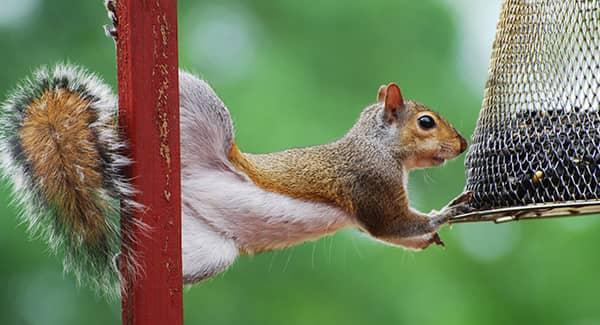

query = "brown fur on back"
[[229, 142, 348, 208], [229, 134, 415, 235]]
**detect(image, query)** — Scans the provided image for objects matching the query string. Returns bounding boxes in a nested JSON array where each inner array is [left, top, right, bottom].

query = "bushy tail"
[[0, 64, 135, 297]]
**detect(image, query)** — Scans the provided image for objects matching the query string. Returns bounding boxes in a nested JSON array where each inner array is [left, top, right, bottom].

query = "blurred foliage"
[[0, 0, 599, 324]]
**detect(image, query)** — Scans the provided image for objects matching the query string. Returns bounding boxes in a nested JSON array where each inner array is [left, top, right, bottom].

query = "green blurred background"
[[1, 0, 599, 324]]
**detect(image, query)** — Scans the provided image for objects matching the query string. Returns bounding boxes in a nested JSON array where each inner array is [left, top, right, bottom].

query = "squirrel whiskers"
[[0, 65, 139, 297]]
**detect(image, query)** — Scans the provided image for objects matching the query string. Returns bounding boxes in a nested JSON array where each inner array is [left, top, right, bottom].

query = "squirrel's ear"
[[383, 83, 404, 122], [377, 84, 386, 102]]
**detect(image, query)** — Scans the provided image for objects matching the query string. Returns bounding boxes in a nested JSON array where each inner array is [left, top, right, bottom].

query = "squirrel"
[[0, 1, 471, 296], [0, 65, 471, 295]]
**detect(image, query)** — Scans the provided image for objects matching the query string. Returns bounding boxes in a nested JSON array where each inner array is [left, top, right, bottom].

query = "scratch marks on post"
[[153, 0, 173, 203], [150, 0, 182, 310]]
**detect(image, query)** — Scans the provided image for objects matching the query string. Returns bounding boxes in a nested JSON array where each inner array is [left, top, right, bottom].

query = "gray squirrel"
[[0, 1, 471, 297]]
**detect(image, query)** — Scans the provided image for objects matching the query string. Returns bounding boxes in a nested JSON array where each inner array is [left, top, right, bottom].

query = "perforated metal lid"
[[451, 0, 600, 223]]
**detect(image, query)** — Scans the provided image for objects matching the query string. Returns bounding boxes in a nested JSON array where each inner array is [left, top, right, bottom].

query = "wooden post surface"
[[116, 0, 183, 324]]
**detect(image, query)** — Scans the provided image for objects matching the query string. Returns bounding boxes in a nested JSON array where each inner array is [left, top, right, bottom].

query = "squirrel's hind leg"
[[182, 213, 239, 284], [103, 0, 118, 41]]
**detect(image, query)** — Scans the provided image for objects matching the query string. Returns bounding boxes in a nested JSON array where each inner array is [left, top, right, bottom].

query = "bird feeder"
[[451, 0, 600, 223]]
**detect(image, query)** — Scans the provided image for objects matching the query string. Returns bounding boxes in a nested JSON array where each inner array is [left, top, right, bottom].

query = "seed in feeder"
[[465, 110, 600, 210], [532, 170, 544, 183]]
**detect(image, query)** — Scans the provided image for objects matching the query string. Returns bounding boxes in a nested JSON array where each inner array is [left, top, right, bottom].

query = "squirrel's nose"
[[458, 136, 468, 153]]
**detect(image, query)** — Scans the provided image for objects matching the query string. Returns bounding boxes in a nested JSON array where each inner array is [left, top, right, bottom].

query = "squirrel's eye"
[[418, 115, 436, 130]]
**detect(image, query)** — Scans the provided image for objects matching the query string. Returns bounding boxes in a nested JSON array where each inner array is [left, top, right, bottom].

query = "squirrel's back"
[[177, 73, 352, 279]]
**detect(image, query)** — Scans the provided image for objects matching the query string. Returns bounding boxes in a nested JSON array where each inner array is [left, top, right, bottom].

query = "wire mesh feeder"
[[451, 0, 600, 224]]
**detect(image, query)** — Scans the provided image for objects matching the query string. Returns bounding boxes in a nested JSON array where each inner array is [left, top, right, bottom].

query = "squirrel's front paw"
[[103, 0, 118, 41], [429, 191, 474, 226]]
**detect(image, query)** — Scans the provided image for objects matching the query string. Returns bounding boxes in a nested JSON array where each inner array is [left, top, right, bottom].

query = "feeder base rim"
[[449, 200, 600, 224]]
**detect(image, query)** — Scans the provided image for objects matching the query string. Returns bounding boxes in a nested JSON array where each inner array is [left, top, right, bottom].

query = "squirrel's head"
[[376, 83, 467, 169], [350, 83, 467, 169]]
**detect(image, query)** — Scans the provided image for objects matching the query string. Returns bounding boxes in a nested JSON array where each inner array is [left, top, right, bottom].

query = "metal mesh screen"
[[454, 0, 600, 222]]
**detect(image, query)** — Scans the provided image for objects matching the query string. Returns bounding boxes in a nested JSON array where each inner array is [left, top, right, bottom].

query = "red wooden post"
[[115, 1, 183, 324]]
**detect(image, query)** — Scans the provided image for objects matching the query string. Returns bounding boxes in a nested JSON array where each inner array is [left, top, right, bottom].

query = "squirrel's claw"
[[431, 232, 445, 247], [104, 0, 118, 41], [103, 25, 118, 41], [448, 191, 474, 207], [429, 191, 475, 226], [445, 191, 475, 217]]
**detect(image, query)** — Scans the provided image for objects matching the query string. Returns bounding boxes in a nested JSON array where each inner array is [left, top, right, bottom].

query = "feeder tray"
[[451, 0, 600, 223]]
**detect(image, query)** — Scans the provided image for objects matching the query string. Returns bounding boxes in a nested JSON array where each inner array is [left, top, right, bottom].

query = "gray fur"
[[179, 71, 235, 172]]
